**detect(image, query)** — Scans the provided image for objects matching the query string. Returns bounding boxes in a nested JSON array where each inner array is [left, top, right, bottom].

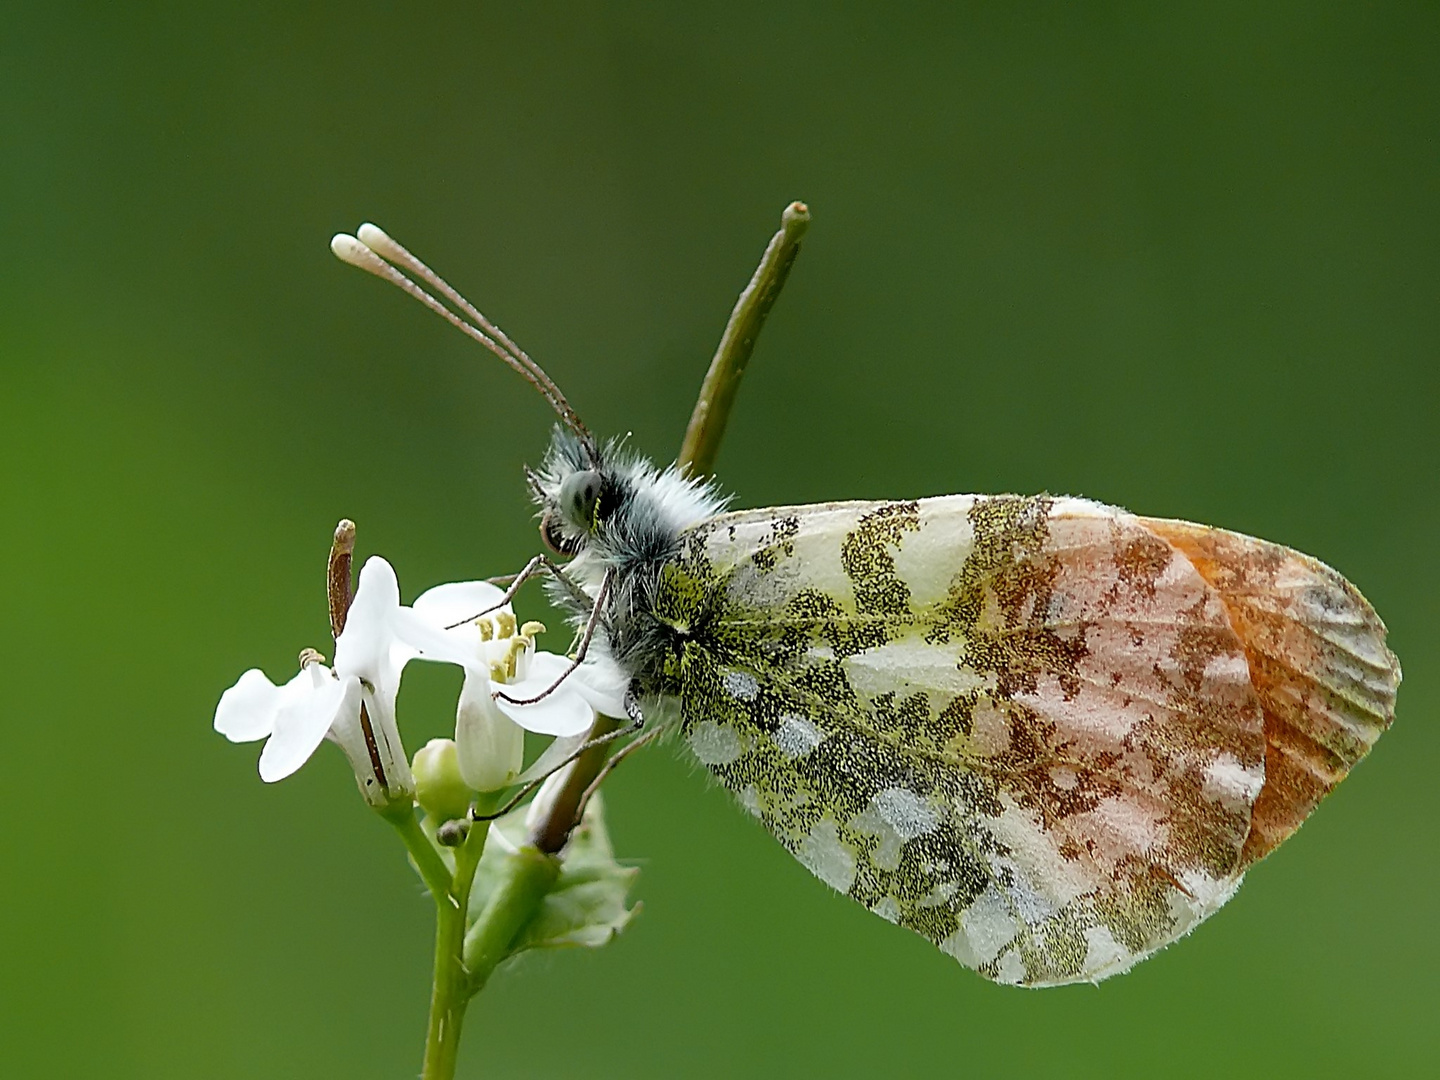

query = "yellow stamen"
[[503, 636, 529, 680]]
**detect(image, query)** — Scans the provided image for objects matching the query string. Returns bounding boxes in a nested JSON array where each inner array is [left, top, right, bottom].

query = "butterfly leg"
[[622, 681, 646, 730], [494, 568, 613, 706], [470, 701, 647, 825], [446, 553, 592, 628]]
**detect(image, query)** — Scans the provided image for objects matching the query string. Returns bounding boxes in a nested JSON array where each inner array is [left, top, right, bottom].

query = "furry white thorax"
[[532, 428, 727, 596], [530, 429, 729, 686], [631, 458, 728, 537], [571, 457, 725, 598]]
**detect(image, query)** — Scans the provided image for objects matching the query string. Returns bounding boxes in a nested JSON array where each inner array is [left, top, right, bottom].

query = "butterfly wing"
[[656, 495, 1396, 986], [1139, 517, 1399, 865]]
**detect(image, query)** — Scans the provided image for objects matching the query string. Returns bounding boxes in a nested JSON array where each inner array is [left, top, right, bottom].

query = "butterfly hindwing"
[[654, 494, 1285, 985]]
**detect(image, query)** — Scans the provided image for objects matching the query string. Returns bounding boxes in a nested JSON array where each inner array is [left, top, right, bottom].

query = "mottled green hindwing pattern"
[[649, 495, 1272, 986]]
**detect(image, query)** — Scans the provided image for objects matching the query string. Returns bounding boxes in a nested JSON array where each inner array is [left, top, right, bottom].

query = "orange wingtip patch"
[[1141, 518, 1401, 866]]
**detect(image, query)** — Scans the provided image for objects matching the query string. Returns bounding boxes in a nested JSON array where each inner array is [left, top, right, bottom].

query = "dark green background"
[[3, 4, 1435, 1077]]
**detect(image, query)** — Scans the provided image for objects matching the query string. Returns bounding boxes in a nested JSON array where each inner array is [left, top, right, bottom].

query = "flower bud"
[[436, 818, 471, 847], [412, 738, 475, 822]]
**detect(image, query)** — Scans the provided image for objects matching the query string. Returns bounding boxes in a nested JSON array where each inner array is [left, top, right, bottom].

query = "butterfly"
[[332, 224, 1400, 987]]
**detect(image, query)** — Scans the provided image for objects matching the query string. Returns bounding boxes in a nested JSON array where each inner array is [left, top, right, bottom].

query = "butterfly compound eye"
[[559, 469, 602, 531], [539, 509, 577, 555]]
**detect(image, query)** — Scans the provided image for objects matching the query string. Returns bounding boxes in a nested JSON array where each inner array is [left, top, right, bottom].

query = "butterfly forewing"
[[1141, 517, 1399, 865], [649, 494, 1389, 985]]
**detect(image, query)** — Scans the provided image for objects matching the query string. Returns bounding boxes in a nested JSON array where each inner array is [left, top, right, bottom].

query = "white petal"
[[564, 655, 631, 718], [412, 580, 508, 627], [333, 556, 403, 681], [494, 679, 595, 737], [360, 678, 415, 793], [352, 555, 402, 610], [388, 639, 421, 683], [455, 672, 526, 791], [214, 668, 283, 742], [524, 651, 628, 718], [388, 606, 485, 671], [524, 650, 573, 684], [523, 765, 574, 832], [258, 672, 355, 782]]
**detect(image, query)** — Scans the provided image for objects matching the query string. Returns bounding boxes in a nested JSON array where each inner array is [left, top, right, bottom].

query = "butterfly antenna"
[[331, 225, 593, 445], [353, 224, 575, 418]]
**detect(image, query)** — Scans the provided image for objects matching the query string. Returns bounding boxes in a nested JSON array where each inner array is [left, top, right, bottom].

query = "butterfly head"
[[529, 426, 618, 557], [527, 425, 728, 562]]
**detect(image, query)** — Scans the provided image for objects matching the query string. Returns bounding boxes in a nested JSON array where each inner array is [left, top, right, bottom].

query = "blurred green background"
[[3, 3, 1436, 1077]]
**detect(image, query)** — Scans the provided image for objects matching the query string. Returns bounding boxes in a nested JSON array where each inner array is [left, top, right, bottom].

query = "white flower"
[[214, 556, 627, 804], [410, 580, 627, 791], [214, 556, 441, 805]]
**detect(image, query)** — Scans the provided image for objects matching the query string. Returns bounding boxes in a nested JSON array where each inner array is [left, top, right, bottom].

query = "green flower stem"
[[678, 200, 810, 478], [420, 818, 490, 1080], [527, 715, 622, 855], [389, 808, 454, 901], [462, 844, 561, 994]]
